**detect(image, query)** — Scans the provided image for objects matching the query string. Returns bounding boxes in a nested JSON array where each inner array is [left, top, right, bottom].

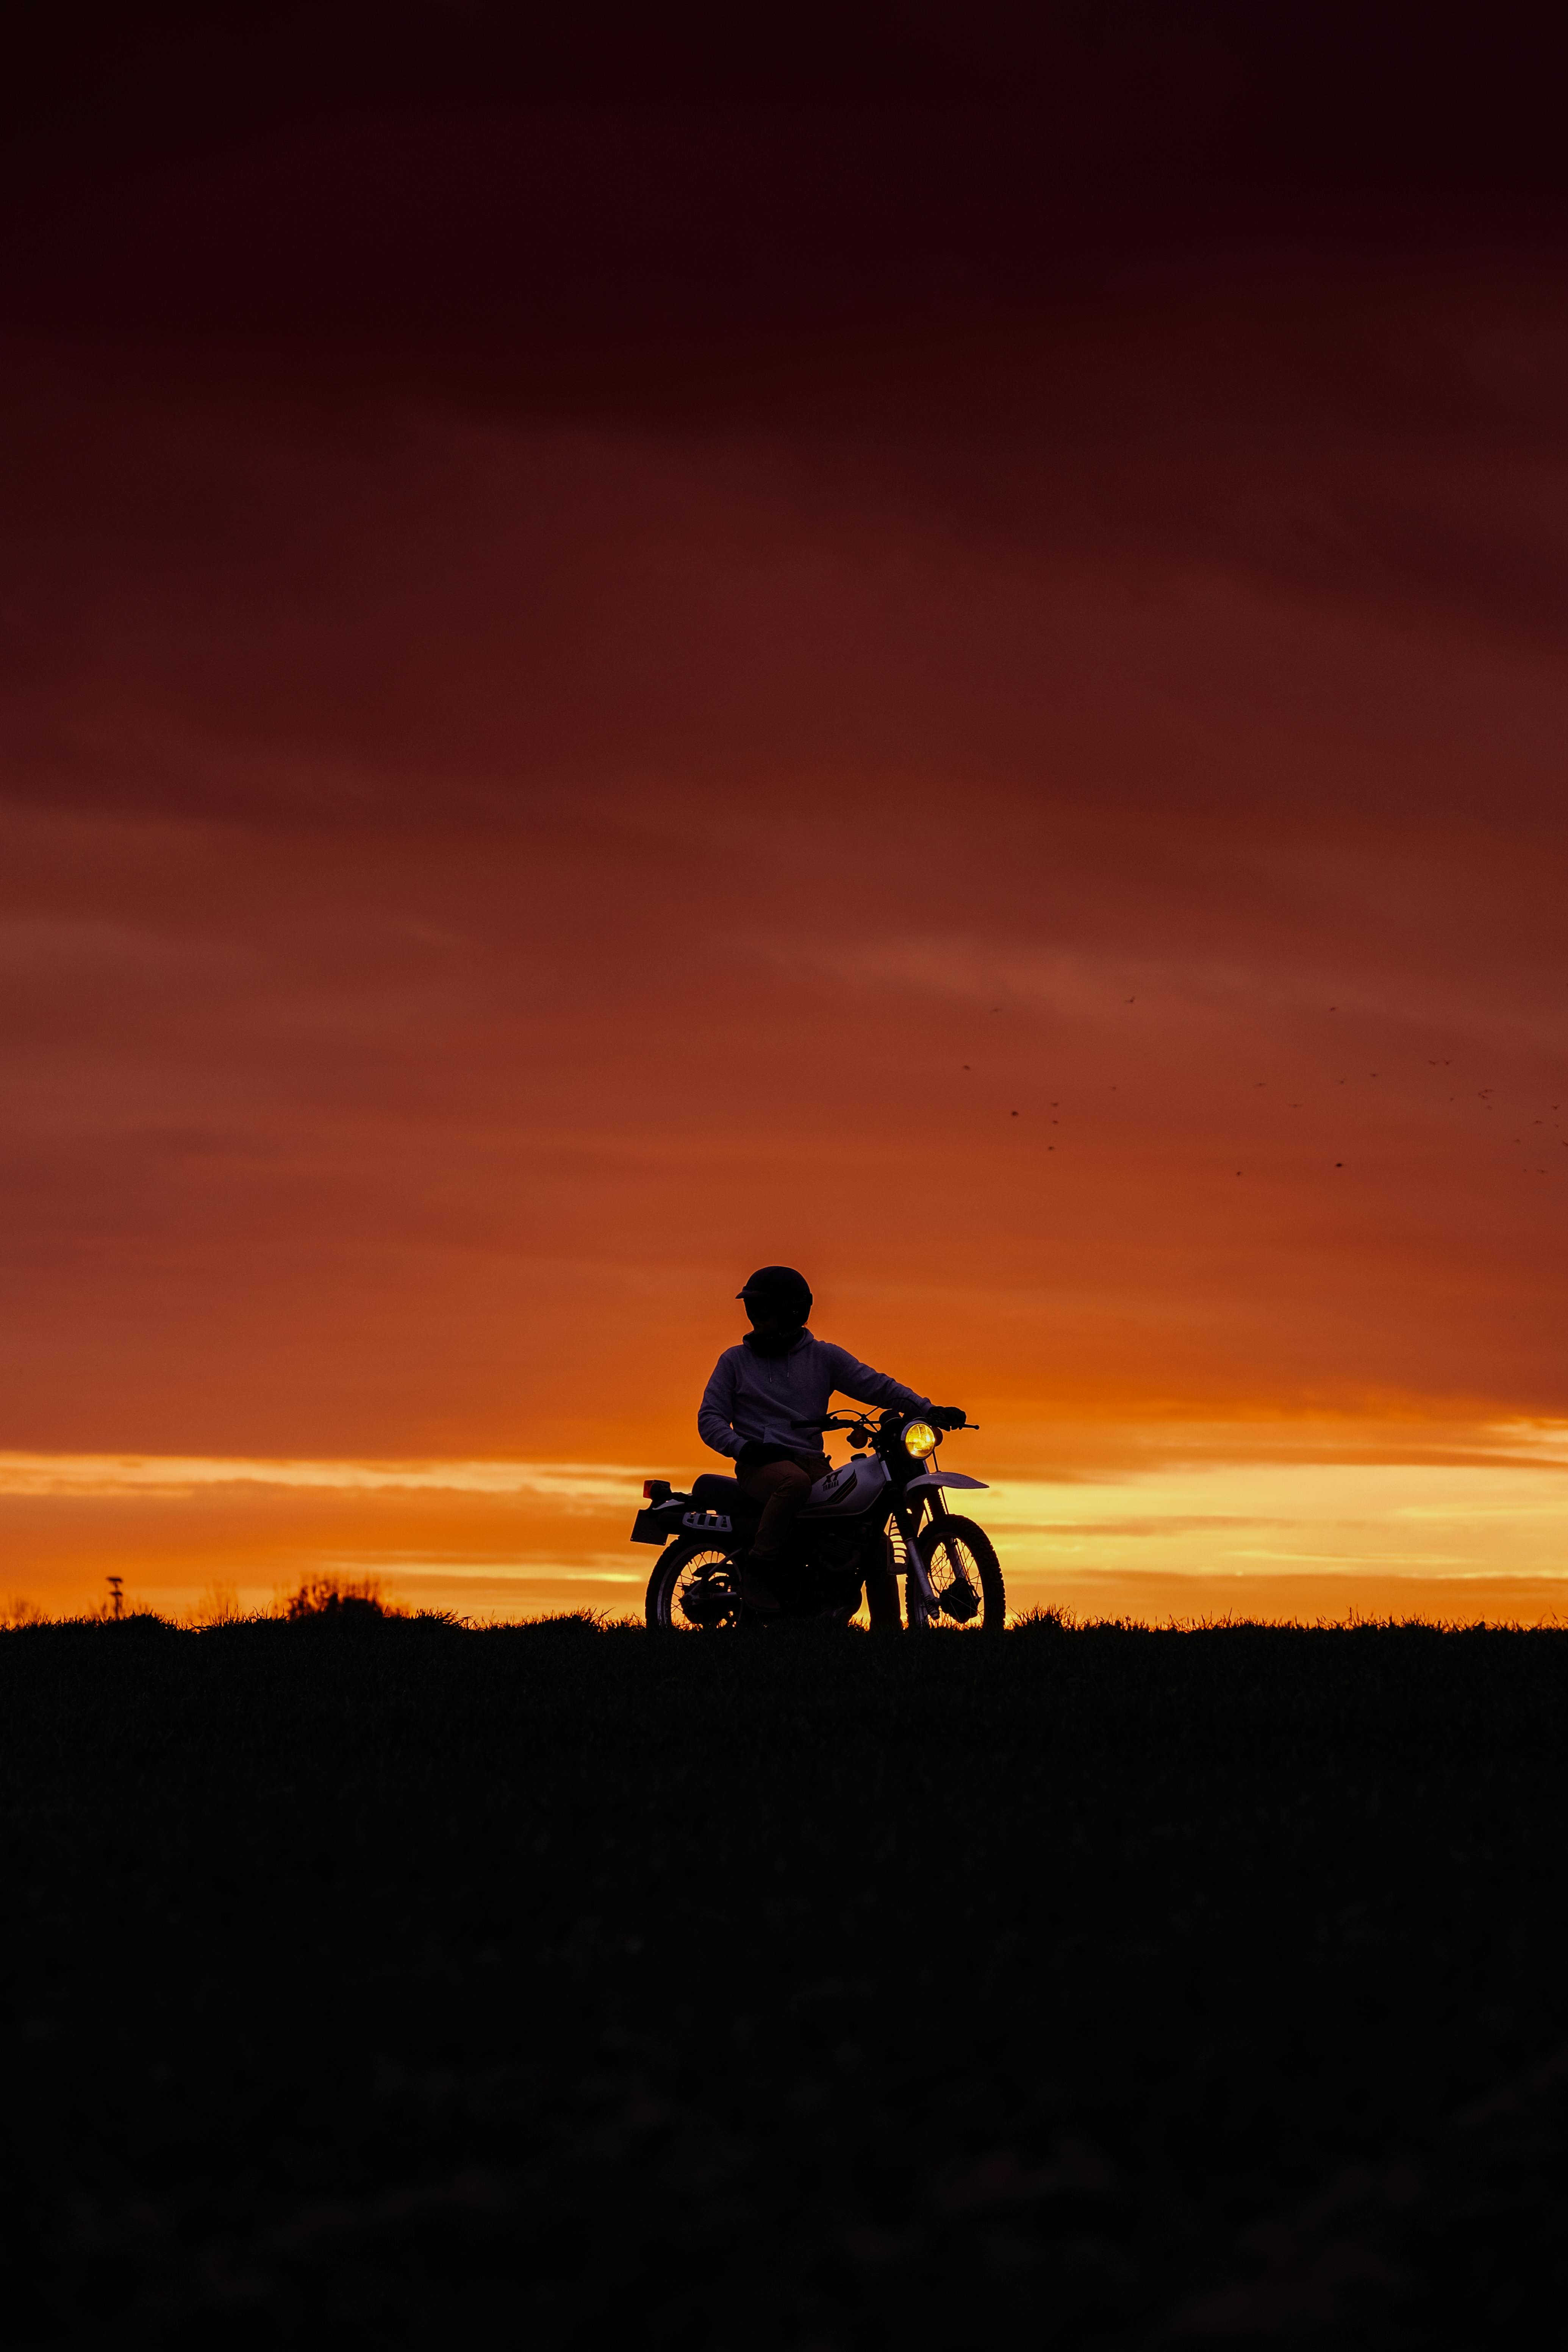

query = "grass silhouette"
[[2, 1613, 1566, 2346]]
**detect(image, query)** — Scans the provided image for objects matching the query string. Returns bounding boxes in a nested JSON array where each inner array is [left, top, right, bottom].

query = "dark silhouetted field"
[[3, 1614, 1567, 2346]]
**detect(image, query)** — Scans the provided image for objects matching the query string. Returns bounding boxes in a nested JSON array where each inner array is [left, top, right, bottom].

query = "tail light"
[[643, 1478, 672, 1502]]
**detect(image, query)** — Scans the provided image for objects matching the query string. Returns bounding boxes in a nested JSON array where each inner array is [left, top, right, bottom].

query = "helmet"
[[736, 1265, 813, 1321]]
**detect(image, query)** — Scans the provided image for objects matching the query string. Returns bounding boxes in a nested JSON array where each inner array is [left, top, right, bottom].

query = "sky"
[[3, 3, 1568, 1620]]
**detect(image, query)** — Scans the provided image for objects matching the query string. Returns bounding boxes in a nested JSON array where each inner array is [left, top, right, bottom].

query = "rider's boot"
[[740, 1550, 784, 1617]]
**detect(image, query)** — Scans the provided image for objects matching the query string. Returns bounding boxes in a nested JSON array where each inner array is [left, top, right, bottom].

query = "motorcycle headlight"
[[903, 1420, 938, 1458]]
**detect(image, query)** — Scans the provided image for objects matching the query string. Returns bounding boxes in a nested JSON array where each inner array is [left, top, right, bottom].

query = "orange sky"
[[3, 7, 1567, 1619]]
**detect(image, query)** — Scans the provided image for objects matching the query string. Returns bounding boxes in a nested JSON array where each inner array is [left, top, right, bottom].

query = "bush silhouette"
[[281, 1572, 400, 1623]]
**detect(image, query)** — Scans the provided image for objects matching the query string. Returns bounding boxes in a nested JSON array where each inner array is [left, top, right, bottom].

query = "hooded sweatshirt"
[[697, 1329, 931, 1461]]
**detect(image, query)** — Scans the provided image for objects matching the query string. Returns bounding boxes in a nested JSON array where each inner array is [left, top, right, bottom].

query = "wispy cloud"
[[0, 1455, 641, 1505], [7, 1431, 1568, 1617]]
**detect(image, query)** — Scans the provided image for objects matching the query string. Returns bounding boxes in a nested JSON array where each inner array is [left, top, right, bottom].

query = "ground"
[[3, 1613, 1566, 2346]]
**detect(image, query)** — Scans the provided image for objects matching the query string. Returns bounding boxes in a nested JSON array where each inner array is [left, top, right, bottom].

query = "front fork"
[[895, 1490, 943, 1618]]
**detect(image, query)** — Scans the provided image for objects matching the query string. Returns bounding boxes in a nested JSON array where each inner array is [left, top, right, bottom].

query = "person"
[[697, 1265, 967, 1622]]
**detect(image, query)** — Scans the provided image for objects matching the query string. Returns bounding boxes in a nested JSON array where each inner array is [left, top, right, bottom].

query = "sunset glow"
[[4, 12, 1566, 1624], [7, 1420, 1568, 1626]]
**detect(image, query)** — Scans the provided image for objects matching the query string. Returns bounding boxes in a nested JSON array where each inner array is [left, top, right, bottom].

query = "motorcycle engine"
[[802, 1525, 861, 1575]]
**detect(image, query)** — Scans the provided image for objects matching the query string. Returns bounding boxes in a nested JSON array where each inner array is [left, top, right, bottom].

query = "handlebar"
[[790, 1411, 980, 1435]]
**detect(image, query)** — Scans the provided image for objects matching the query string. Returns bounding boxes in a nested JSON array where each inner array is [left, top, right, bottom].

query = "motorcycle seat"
[[691, 1473, 759, 1517]]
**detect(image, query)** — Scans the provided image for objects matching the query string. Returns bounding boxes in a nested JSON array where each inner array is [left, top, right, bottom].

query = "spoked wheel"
[[910, 1515, 1005, 1633], [646, 1539, 744, 1631]]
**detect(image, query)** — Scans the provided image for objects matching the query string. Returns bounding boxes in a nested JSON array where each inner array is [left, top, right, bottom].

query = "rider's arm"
[[697, 1353, 746, 1459], [821, 1344, 932, 1417]]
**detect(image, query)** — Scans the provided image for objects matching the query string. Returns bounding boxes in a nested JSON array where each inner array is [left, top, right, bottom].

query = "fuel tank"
[[798, 1454, 891, 1519]]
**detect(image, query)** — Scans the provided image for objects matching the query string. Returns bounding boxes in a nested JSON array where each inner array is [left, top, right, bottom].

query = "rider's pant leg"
[[738, 1459, 809, 1559], [737, 1451, 827, 1559]]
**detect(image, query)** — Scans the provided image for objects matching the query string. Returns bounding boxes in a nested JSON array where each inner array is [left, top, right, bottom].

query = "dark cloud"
[[5, 4, 1568, 386], [2, 5, 1566, 1467]]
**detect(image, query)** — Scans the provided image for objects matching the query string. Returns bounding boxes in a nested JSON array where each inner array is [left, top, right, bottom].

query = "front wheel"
[[646, 1539, 743, 1631], [910, 1515, 1005, 1633]]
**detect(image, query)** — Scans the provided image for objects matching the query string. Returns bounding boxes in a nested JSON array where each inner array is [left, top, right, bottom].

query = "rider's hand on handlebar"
[[927, 1406, 967, 1430]]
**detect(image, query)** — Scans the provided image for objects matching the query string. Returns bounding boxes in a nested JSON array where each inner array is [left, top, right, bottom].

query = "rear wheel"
[[646, 1539, 743, 1631], [910, 1515, 1005, 1633]]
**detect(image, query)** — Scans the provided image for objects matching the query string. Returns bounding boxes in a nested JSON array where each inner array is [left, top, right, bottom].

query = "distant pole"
[[107, 1575, 124, 1621]]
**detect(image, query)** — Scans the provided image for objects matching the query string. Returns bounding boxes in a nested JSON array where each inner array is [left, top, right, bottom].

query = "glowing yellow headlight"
[[903, 1420, 938, 1458]]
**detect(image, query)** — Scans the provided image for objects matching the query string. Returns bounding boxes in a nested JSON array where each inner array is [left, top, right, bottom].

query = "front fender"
[[905, 1470, 989, 1493]]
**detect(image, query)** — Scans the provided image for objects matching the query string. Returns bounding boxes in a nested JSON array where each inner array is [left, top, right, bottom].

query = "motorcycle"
[[631, 1409, 1004, 1631]]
